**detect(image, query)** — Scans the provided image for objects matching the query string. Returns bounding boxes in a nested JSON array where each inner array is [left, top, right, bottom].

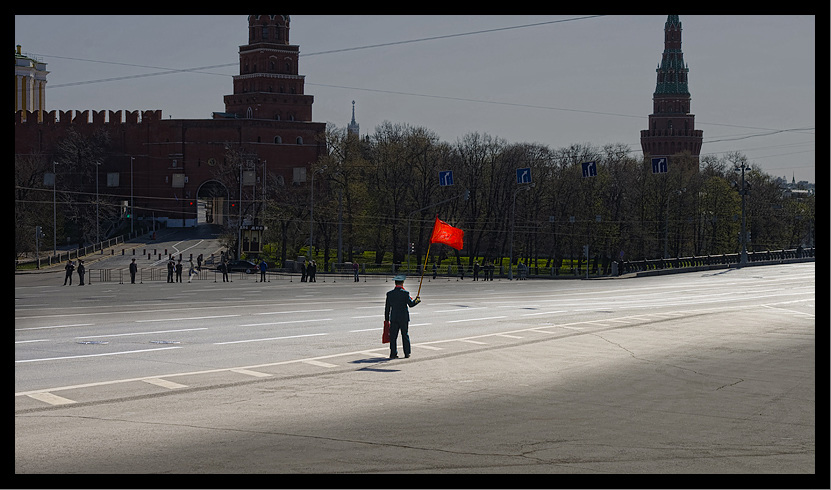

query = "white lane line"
[[15, 339, 50, 344], [303, 360, 338, 368], [15, 323, 94, 331], [238, 319, 331, 327], [136, 314, 239, 323], [15, 346, 182, 364], [75, 328, 207, 339], [253, 309, 333, 315], [414, 344, 442, 350], [351, 315, 380, 319], [459, 339, 488, 345], [350, 328, 380, 333], [213, 332, 327, 345], [447, 316, 507, 323], [496, 334, 523, 339], [435, 307, 486, 313], [409, 323, 432, 327], [143, 378, 187, 390], [520, 310, 566, 316], [26, 392, 77, 406], [760, 304, 815, 317], [230, 368, 272, 378]]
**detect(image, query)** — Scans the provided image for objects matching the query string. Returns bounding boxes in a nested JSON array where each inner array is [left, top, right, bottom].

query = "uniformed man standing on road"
[[129, 258, 138, 284], [384, 274, 421, 359]]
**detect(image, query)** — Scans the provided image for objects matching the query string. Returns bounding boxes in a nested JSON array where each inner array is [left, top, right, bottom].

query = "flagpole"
[[417, 240, 431, 299], [417, 215, 439, 299]]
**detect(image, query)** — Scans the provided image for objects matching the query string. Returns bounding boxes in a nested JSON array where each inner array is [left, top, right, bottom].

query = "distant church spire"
[[347, 100, 360, 136]]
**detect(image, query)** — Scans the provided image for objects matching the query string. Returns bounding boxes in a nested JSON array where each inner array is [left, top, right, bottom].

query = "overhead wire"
[[19, 15, 813, 170]]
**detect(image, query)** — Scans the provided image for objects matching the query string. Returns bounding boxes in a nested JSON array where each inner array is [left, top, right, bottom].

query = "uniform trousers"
[[389, 320, 410, 357]]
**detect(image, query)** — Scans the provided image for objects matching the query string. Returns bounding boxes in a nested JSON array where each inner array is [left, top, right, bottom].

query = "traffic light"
[[582, 245, 589, 258]]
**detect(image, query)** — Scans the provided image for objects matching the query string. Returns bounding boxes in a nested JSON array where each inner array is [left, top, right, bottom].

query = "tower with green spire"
[[640, 15, 703, 164]]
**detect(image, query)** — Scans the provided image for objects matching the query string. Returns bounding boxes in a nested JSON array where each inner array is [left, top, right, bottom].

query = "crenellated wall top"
[[14, 109, 163, 125]]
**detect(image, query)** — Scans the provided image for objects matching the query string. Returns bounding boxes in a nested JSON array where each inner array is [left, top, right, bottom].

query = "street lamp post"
[[736, 161, 749, 266], [95, 161, 99, 244], [52, 161, 58, 257], [309, 166, 326, 260], [130, 157, 134, 235], [508, 183, 534, 280]]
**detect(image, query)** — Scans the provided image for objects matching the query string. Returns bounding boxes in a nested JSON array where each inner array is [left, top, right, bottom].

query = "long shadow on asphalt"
[[350, 357, 400, 373]]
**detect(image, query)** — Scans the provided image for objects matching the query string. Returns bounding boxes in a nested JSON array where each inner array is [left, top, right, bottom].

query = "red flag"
[[429, 216, 464, 250]]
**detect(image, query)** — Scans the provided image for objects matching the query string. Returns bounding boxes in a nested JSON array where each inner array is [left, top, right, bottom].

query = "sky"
[[14, 15, 816, 183]]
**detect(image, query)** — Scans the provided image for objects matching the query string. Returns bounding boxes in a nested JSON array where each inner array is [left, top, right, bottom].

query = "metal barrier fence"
[[82, 247, 815, 284]]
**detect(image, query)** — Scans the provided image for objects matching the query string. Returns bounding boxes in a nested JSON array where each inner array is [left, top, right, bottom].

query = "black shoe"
[[404, 354, 410, 358], [389, 355, 399, 359]]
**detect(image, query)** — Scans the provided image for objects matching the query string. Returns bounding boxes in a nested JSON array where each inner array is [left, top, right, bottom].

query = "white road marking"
[[230, 368, 272, 378], [15, 339, 50, 344], [213, 332, 327, 345], [253, 309, 333, 315], [238, 319, 331, 327], [15, 323, 94, 331], [27, 392, 76, 406], [15, 346, 182, 363], [447, 316, 507, 323], [435, 307, 486, 313], [75, 328, 207, 339], [414, 344, 442, 350], [303, 360, 338, 368], [143, 378, 187, 390], [136, 314, 239, 323], [17, 296, 814, 402], [520, 310, 566, 316]]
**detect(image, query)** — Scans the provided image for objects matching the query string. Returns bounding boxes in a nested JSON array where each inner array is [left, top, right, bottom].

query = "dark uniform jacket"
[[385, 286, 418, 323]]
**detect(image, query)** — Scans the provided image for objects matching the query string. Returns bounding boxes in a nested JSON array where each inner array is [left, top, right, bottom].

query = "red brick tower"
[[640, 15, 703, 162], [222, 15, 314, 121]]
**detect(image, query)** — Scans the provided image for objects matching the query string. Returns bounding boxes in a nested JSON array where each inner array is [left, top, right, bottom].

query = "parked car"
[[223, 259, 258, 274]]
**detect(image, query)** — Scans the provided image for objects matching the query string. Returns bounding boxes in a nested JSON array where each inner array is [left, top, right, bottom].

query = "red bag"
[[382, 321, 390, 344]]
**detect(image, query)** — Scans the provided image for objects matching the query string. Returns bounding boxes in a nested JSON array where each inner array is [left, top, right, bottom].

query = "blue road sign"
[[516, 168, 531, 184], [439, 170, 454, 186], [581, 160, 597, 178], [651, 157, 668, 174]]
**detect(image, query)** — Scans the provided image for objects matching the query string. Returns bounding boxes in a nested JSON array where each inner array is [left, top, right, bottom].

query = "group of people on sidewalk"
[[166, 257, 198, 283], [63, 259, 85, 285]]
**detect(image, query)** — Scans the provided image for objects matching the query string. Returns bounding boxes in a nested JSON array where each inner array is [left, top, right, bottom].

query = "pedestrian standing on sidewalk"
[[64, 260, 74, 285], [259, 259, 268, 282], [129, 258, 138, 284], [77, 259, 85, 286], [167, 258, 174, 283], [187, 259, 195, 283], [175, 259, 183, 283], [221, 258, 229, 282]]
